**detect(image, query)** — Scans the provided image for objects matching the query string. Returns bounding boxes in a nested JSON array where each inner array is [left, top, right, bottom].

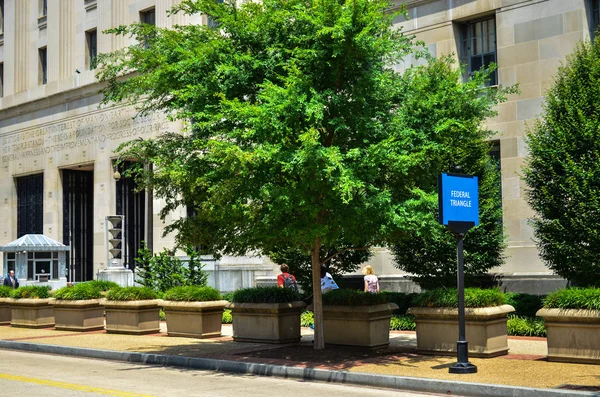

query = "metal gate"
[[63, 170, 94, 282], [17, 174, 44, 237], [116, 162, 146, 271]]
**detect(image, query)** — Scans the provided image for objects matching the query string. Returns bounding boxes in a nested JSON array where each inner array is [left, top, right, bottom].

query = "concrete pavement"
[[0, 323, 598, 397]]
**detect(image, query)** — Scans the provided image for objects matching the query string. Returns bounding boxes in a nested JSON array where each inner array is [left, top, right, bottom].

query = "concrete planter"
[[407, 305, 514, 357], [8, 298, 55, 328], [161, 300, 229, 338], [0, 298, 11, 325], [103, 299, 160, 335], [229, 301, 306, 343], [51, 299, 105, 332], [536, 308, 600, 364], [317, 303, 399, 348]]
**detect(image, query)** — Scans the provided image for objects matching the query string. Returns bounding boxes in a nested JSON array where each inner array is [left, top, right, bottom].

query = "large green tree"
[[523, 39, 600, 287], [389, 58, 508, 289], [96, 0, 512, 348]]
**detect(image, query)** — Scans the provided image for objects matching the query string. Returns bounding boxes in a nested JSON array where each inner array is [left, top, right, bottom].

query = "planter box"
[[9, 298, 55, 328], [229, 301, 306, 343], [317, 303, 399, 348], [51, 299, 105, 332], [536, 308, 600, 364], [407, 305, 515, 357], [104, 300, 160, 335], [161, 300, 229, 338], [0, 298, 11, 325]]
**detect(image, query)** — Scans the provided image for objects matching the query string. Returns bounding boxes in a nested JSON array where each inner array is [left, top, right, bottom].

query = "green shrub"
[[322, 289, 389, 306], [159, 309, 166, 321], [222, 292, 235, 302], [380, 292, 417, 315], [105, 286, 157, 301], [83, 280, 120, 292], [507, 315, 546, 337], [414, 288, 504, 308], [54, 283, 101, 300], [504, 293, 545, 317], [222, 309, 232, 324], [389, 315, 416, 331], [163, 286, 222, 302], [543, 288, 600, 310], [11, 286, 52, 299], [232, 286, 300, 303], [0, 286, 12, 298], [301, 310, 314, 327]]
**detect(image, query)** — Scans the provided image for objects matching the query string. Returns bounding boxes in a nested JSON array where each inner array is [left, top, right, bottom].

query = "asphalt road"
[[0, 350, 451, 397]]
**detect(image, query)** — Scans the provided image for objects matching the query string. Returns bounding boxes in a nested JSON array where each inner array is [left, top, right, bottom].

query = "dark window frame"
[[140, 8, 156, 25], [592, 0, 600, 39], [16, 174, 44, 237], [86, 29, 97, 70], [459, 16, 497, 86], [39, 47, 48, 85]]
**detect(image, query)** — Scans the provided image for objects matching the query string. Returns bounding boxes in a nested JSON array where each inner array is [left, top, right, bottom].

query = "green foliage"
[[83, 280, 120, 292], [232, 286, 300, 304], [0, 286, 12, 298], [269, 246, 371, 293], [11, 286, 51, 299], [413, 288, 505, 308], [135, 243, 208, 293], [523, 39, 600, 287], [301, 310, 314, 327], [543, 288, 600, 310], [54, 283, 102, 300], [380, 292, 417, 315], [504, 293, 545, 318], [159, 309, 166, 321], [222, 292, 235, 302], [507, 315, 546, 337], [390, 57, 513, 289], [390, 315, 416, 331], [163, 285, 222, 302], [322, 289, 389, 306], [106, 286, 158, 301], [222, 309, 232, 324]]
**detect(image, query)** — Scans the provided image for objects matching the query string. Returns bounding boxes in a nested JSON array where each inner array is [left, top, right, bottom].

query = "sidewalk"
[[0, 323, 598, 396]]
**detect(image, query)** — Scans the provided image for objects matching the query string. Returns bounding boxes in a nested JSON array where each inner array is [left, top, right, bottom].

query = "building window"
[[0, 63, 3, 98], [16, 174, 44, 237], [459, 17, 497, 86], [208, 0, 224, 28], [39, 47, 48, 85], [140, 8, 156, 25], [39, 0, 47, 17], [26, 251, 59, 281], [86, 29, 97, 70], [592, 0, 600, 38]]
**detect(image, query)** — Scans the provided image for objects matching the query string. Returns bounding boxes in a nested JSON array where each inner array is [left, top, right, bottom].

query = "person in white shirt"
[[362, 265, 379, 293]]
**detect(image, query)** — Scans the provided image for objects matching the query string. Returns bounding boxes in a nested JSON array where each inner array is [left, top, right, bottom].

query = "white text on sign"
[[450, 190, 472, 208]]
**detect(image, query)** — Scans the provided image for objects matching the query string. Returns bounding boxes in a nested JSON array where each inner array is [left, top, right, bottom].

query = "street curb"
[[0, 340, 596, 397]]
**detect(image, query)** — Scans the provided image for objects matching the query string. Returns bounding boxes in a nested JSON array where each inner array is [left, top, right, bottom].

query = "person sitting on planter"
[[276, 264, 298, 292], [3, 270, 19, 289], [362, 265, 379, 293]]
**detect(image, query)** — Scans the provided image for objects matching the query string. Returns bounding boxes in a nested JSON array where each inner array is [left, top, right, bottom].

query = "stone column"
[[13, 0, 30, 93], [58, 0, 75, 80]]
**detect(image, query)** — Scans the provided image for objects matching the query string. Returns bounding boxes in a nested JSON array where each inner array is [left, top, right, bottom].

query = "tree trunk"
[[311, 237, 325, 350]]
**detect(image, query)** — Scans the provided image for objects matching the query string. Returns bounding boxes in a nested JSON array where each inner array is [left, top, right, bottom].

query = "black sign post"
[[438, 172, 479, 374]]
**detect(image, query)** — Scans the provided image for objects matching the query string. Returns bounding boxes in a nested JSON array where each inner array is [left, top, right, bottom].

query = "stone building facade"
[[0, 0, 596, 291]]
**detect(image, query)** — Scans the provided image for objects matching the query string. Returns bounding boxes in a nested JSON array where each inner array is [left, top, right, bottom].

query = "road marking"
[[0, 373, 156, 397]]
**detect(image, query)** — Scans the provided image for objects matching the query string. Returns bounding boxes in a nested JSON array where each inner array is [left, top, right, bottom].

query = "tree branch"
[[322, 245, 371, 265]]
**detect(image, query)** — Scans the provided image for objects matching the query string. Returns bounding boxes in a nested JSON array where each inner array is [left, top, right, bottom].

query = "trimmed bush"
[[163, 286, 222, 302], [0, 286, 12, 298], [83, 280, 120, 292], [543, 288, 600, 310], [380, 292, 417, 315], [54, 283, 101, 300], [322, 289, 389, 306], [11, 286, 51, 299], [507, 315, 546, 337], [389, 315, 416, 331], [222, 292, 235, 302], [504, 293, 545, 318], [413, 288, 505, 308], [222, 309, 232, 324], [232, 286, 300, 303], [105, 286, 157, 301], [301, 310, 314, 327]]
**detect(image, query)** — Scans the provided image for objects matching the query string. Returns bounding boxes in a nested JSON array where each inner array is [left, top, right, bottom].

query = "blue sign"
[[438, 173, 479, 232]]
